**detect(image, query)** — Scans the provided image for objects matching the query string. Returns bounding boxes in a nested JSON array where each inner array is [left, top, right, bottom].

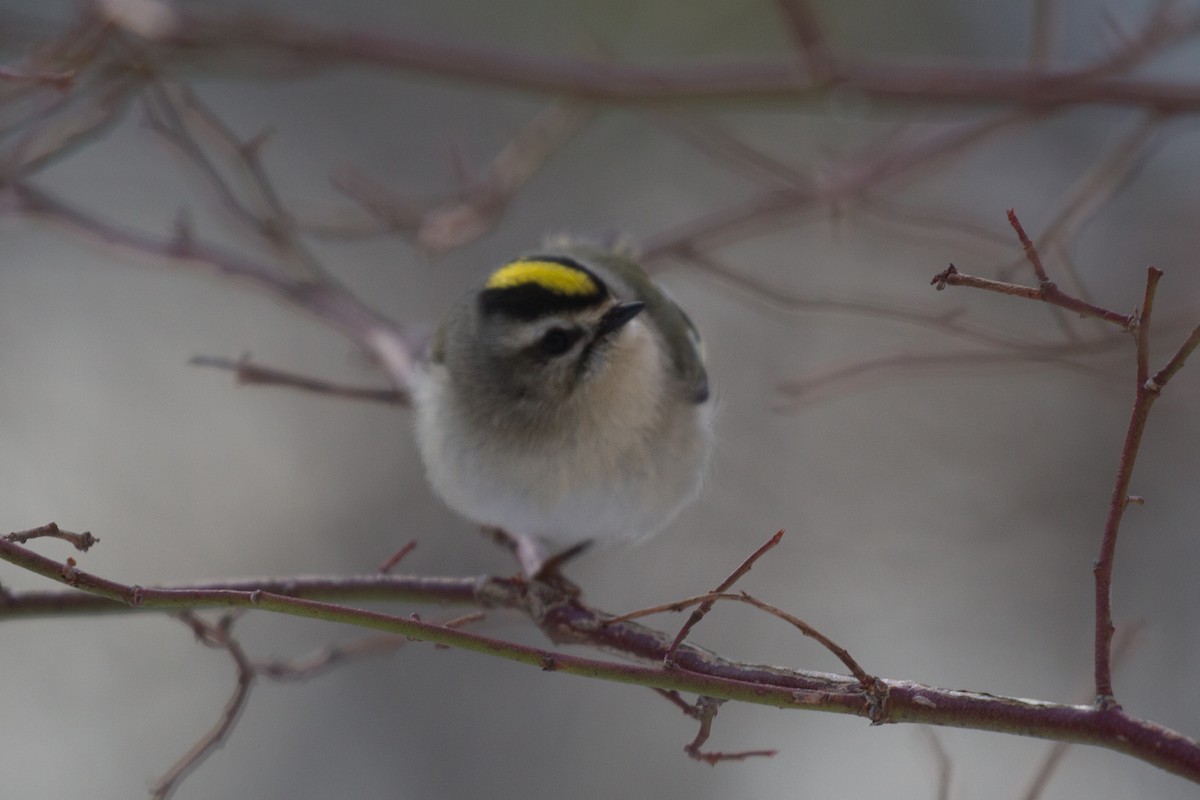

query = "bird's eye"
[[538, 327, 580, 357]]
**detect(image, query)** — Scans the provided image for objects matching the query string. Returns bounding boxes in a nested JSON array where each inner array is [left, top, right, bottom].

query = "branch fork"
[[933, 210, 1200, 708]]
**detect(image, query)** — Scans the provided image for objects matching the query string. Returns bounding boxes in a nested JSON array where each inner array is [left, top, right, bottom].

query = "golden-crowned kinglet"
[[413, 242, 713, 555]]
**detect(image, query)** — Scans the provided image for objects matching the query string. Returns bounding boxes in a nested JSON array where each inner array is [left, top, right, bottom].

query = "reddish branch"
[[3, 535, 1200, 782], [682, 695, 780, 764], [153, 612, 255, 800], [190, 355, 406, 406], [150, 609, 479, 798], [607, 588, 871, 686], [6, 181, 419, 396], [664, 529, 783, 663], [0, 63, 74, 88], [931, 264, 1134, 329], [645, 110, 1034, 263], [933, 213, 1200, 707], [144, 8, 1200, 111], [1021, 625, 1143, 800], [4, 522, 98, 551]]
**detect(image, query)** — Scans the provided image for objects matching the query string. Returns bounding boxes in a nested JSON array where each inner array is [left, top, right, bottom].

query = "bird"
[[411, 240, 713, 573]]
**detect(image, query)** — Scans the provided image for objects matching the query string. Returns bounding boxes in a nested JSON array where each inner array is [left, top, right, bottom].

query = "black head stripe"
[[479, 255, 610, 320]]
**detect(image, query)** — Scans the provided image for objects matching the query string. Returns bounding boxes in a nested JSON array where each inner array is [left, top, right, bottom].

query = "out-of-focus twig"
[[6, 181, 419, 394], [919, 727, 953, 800], [324, 103, 592, 252], [644, 110, 1037, 264], [152, 612, 255, 800], [149, 7, 1200, 111], [0, 64, 74, 88], [190, 355, 407, 405], [773, 0, 831, 79]]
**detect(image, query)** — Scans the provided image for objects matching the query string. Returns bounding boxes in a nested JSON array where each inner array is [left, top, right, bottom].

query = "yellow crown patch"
[[485, 259, 599, 297]]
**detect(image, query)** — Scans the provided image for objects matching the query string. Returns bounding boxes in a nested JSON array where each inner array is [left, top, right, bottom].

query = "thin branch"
[[930, 263, 1134, 329], [997, 117, 1164, 293], [1021, 623, 1142, 800], [772, 0, 831, 79], [189, 355, 407, 406], [775, 344, 1126, 409], [609, 589, 871, 686], [3, 535, 1200, 781], [151, 8, 1200, 111], [1135, 268, 1163, 385], [151, 612, 255, 800], [653, 688, 700, 716], [416, 102, 592, 253], [3, 71, 144, 180], [142, 79, 346, 281], [681, 247, 1144, 396], [733, 591, 872, 686], [252, 633, 411, 681], [1092, 267, 1160, 703], [919, 728, 953, 800], [1149, 322, 1200, 389], [4, 522, 98, 551], [0, 572, 486, 619], [664, 530, 784, 663], [0, 64, 75, 89], [255, 611, 482, 678], [682, 695, 779, 764], [378, 540, 419, 574], [7, 181, 419, 394], [171, 86, 300, 243], [644, 110, 1037, 264], [152, 607, 482, 796], [1008, 208, 1051, 285], [323, 103, 592, 252], [853, 195, 1017, 261], [1028, 0, 1060, 70], [932, 231, 1198, 710], [1081, 3, 1200, 82], [645, 111, 811, 190]]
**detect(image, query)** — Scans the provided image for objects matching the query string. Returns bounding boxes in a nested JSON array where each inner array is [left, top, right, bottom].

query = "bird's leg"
[[480, 527, 590, 592]]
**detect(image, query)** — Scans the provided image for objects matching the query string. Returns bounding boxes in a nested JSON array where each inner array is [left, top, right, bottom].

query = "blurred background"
[[3, 0, 1200, 798]]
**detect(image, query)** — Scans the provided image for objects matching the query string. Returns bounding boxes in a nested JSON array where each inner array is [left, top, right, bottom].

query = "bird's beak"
[[595, 301, 646, 338]]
